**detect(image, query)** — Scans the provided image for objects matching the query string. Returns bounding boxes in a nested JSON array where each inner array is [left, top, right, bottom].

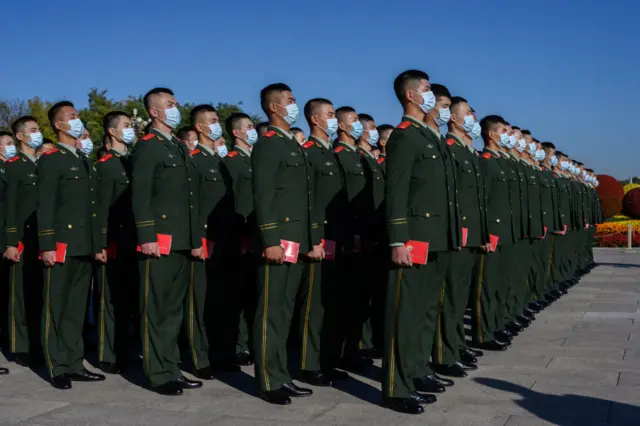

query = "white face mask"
[[66, 119, 85, 139]]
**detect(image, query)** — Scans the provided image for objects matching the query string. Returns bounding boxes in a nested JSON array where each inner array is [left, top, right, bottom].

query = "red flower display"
[[596, 174, 624, 219]]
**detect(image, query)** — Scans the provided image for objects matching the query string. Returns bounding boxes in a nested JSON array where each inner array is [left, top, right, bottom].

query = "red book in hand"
[[543, 227, 548, 239], [405, 240, 429, 265], [281, 240, 300, 263], [107, 242, 117, 260], [17, 242, 24, 255], [462, 228, 468, 248], [137, 234, 172, 256], [56, 242, 67, 263], [321, 239, 336, 260], [557, 224, 568, 236], [489, 235, 499, 252]]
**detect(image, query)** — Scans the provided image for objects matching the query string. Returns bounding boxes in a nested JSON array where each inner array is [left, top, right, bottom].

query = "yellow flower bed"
[[624, 183, 640, 194], [596, 220, 640, 235]]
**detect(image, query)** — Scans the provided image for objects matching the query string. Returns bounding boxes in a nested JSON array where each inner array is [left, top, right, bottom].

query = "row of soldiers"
[[0, 69, 600, 414]]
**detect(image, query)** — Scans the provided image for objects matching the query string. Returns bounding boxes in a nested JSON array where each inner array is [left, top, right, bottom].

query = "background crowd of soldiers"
[[0, 69, 602, 414]]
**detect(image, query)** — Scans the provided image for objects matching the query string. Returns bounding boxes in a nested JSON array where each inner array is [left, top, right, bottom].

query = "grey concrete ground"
[[1, 248, 639, 425]]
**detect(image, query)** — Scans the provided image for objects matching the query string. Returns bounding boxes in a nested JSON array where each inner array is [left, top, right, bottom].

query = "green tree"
[[27, 97, 56, 141], [0, 99, 30, 132]]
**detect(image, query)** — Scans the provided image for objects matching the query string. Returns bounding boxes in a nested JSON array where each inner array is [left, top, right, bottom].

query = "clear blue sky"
[[1, 0, 638, 177]]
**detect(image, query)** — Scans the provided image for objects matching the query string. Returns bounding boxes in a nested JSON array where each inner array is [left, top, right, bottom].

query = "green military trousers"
[[434, 248, 475, 366], [254, 260, 309, 392], [361, 245, 388, 352], [182, 258, 210, 370], [494, 244, 517, 333], [42, 256, 92, 379], [470, 247, 507, 344], [139, 251, 190, 387], [336, 252, 365, 359], [505, 239, 532, 323], [8, 252, 42, 355]]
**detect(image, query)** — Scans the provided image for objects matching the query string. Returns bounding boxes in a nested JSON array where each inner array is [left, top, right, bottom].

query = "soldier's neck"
[[110, 139, 127, 155], [269, 117, 290, 132], [57, 133, 77, 147], [310, 128, 328, 142], [234, 139, 251, 152], [448, 127, 467, 143], [152, 120, 173, 136], [357, 141, 371, 152], [338, 135, 356, 147], [424, 113, 439, 132], [20, 144, 36, 159], [198, 136, 215, 151]]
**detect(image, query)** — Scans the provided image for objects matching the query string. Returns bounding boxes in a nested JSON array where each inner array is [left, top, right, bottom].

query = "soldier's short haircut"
[[304, 98, 333, 127], [358, 113, 375, 124], [541, 142, 556, 150], [260, 83, 292, 115], [533, 138, 540, 143], [103, 111, 130, 131], [0, 131, 13, 138], [256, 121, 269, 136], [177, 126, 196, 141], [336, 106, 356, 122], [450, 96, 468, 113], [48, 101, 74, 129], [479, 115, 507, 141], [431, 83, 451, 101], [512, 126, 521, 131], [575, 161, 584, 166], [11, 115, 38, 135], [190, 104, 216, 125], [225, 112, 251, 141], [143, 87, 174, 112], [521, 129, 532, 136], [393, 69, 430, 103], [377, 124, 393, 133], [586, 168, 594, 173], [555, 150, 567, 158]]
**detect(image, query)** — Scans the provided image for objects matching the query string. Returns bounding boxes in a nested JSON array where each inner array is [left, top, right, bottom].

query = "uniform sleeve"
[[36, 156, 59, 252], [251, 141, 282, 248], [308, 151, 322, 246], [4, 164, 20, 247], [96, 162, 115, 248], [385, 130, 413, 244], [131, 141, 159, 244]]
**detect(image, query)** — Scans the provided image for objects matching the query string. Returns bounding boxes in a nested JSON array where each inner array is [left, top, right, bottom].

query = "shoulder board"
[[553, 173, 558, 178], [358, 150, 365, 155], [264, 130, 276, 138], [396, 121, 411, 129], [7, 156, 20, 163], [97, 153, 113, 163], [227, 151, 239, 158], [481, 152, 492, 159], [446, 138, 455, 146], [334, 146, 345, 153], [190, 149, 201, 156], [140, 133, 155, 141], [377, 158, 385, 164], [42, 148, 59, 156], [302, 141, 314, 149]]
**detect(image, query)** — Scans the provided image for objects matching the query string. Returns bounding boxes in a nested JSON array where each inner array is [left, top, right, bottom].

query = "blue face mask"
[[245, 129, 258, 146], [507, 134, 517, 149], [80, 138, 94, 155], [550, 156, 558, 167], [468, 122, 481, 139], [435, 107, 451, 127], [208, 123, 223, 140], [66, 119, 85, 139], [349, 121, 364, 140], [216, 145, 228, 158], [516, 138, 526, 152], [121, 128, 135, 145], [560, 161, 569, 170], [281, 103, 299, 126], [417, 90, 436, 113], [3, 145, 17, 159], [535, 149, 546, 161], [528, 143, 537, 156], [324, 118, 339, 138], [367, 129, 379, 147], [163, 107, 181, 129], [462, 115, 475, 133], [498, 132, 509, 147], [28, 132, 44, 149]]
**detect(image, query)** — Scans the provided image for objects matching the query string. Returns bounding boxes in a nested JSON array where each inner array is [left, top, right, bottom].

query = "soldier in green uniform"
[[4, 117, 44, 368], [294, 98, 349, 386], [377, 124, 393, 159], [584, 168, 601, 269], [131, 88, 204, 395], [435, 96, 489, 377], [37, 102, 104, 389], [381, 70, 459, 414], [252, 83, 322, 405], [94, 111, 138, 374], [549, 151, 574, 298]]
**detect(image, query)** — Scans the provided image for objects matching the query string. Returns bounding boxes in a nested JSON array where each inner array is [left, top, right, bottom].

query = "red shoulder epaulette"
[[396, 121, 411, 129], [227, 151, 239, 158], [482, 152, 492, 159], [97, 153, 113, 163], [190, 149, 201, 156], [358, 150, 365, 155], [302, 141, 314, 149], [140, 133, 155, 141], [42, 148, 59, 155], [334, 146, 345, 153], [7, 156, 20, 163], [446, 138, 455, 146], [553, 173, 558, 178], [377, 158, 385, 164], [264, 130, 276, 138]]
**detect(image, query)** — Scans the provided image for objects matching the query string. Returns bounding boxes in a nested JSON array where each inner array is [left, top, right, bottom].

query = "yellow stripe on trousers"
[[44, 268, 54, 377], [143, 259, 150, 376], [388, 269, 403, 396], [99, 265, 106, 362], [301, 263, 315, 370], [437, 279, 446, 365], [475, 254, 485, 344], [189, 262, 198, 368], [261, 264, 271, 391], [10, 264, 16, 353]]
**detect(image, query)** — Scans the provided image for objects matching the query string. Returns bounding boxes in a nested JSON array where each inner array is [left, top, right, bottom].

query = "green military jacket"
[[385, 116, 459, 252], [445, 133, 488, 248], [131, 129, 202, 251], [335, 141, 367, 240], [5, 152, 38, 252], [569, 177, 584, 231], [191, 145, 231, 245], [511, 155, 529, 238], [554, 173, 572, 232], [36, 144, 101, 256], [498, 152, 524, 240], [0, 159, 10, 250], [303, 135, 349, 246], [96, 149, 134, 251], [356, 146, 386, 245], [581, 180, 593, 227], [537, 165, 555, 233], [252, 126, 319, 254], [522, 160, 543, 238], [480, 148, 516, 246], [224, 146, 254, 252]]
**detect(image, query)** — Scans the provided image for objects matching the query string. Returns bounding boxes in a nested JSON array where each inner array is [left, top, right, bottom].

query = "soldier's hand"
[[95, 250, 107, 263], [42, 250, 57, 267], [191, 247, 205, 260], [391, 246, 413, 267], [306, 244, 324, 261], [264, 245, 285, 264], [480, 243, 491, 253], [3, 247, 21, 263], [141, 242, 161, 257]]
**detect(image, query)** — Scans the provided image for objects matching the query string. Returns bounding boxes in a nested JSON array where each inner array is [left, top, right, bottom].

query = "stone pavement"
[[1, 248, 639, 425]]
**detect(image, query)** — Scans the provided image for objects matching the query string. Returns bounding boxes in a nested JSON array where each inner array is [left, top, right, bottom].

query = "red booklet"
[[281, 240, 300, 263], [556, 224, 568, 236], [17, 242, 24, 255], [489, 235, 499, 252], [542, 227, 548, 239], [322, 239, 336, 260], [405, 240, 429, 265], [136, 234, 172, 256], [107, 242, 117, 260], [56, 242, 67, 263], [462, 228, 468, 248]]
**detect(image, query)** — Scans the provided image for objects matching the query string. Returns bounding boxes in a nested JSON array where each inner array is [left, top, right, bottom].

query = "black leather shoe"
[[465, 347, 484, 357], [456, 361, 477, 371], [51, 374, 71, 389], [409, 391, 437, 404], [99, 361, 120, 374], [495, 331, 513, 342], [259, 389, 291, 405], [301, 370, 333, 387], [194, 366, 215, 380], [153, 382, 183, 396], [340, 355, 373, 373], [14, 353, 29, 367], [527, 303, 541, 313], [523, 308, 537, 317], [432, 373, 454, 386], [518, 314, 533, 324], [234, 350, 253, 366], [0, 367, 8, 375], [460, 351, 477, 365], [535, 300, 549, 308], [381, 397, 424, 414], [175, 375, 203, 389], [69, 368, 105, 382], [506, 322, 523, 333], [282, 382, 313, 397], [211, 362, 241, 373], [413, 375, 447, 393], [326, 368, 349, 381], [360, 347, 383, 359], [433, 363, 467, 378], [473, 340, 508, 351]]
